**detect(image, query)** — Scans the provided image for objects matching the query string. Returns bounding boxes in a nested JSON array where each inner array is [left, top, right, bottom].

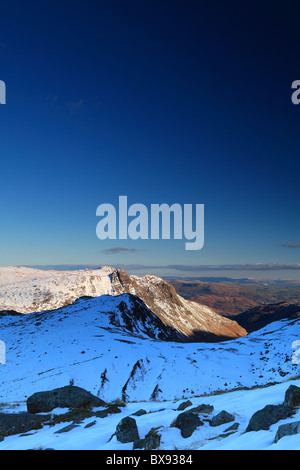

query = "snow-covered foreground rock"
[[0, 266, 246, 341], [0, 379, 299, 450]]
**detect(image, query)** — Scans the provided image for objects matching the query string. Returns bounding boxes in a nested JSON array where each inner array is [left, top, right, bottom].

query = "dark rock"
[[54, 423, 80, 434], [0, 412, 50, 437], [94, 404, 121, 418], [84, 420, 96, 429], [27, 386, 106, 414], [173, 411, 203, 438], [131, 409, 147, 417], [116, 416, 139, 443], [275, 420, 300, 443], [224, 422, 239, 432], [190, 404, 214, 415], [284, 385, 300, 408], [177, 400, 192, 411], [246, 404, 293, 432], [210, 410, 235, 427], [133, 429, 161, 450]]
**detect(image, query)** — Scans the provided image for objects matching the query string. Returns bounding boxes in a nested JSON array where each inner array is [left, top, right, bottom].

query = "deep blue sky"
[[0, 0, 299, 278]]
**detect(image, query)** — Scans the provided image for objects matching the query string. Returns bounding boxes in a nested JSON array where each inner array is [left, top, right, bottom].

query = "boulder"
[[27, 386, 106, 414], [190, 404, 214, 415], [224, 422, 239, 432], [173, 411, 203, 438], [0, 412, 50, 437], [246, 404, 293, 432], [275, 420, 300, 443], [210, 410, 235, 427], [131, 409, 147, 417], [177, 400, 192, 411], [116, 416, 139, 443], [284, 385, 300, 408]]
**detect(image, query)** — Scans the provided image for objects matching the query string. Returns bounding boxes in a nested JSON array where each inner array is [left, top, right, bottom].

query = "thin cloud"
[[281, 242, 300, 248], [67, 99, 84, 112], [47, 95, 58, 103], [103, 247, 139, 255], [116, 263, 300, 272], [26, 263, 300, 273]]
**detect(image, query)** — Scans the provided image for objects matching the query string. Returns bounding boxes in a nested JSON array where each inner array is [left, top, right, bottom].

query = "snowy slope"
[[0, 295, 298, 404], [0, 305, 299, 450], [0, 266, 114, 313]]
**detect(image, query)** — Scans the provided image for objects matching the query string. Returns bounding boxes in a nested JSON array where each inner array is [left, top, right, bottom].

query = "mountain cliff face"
[[0, 266, 247, 342], [110, 269, 247, 341]]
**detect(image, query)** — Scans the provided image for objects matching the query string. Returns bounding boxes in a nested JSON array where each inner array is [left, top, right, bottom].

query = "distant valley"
[[168, 278, 300, 316]]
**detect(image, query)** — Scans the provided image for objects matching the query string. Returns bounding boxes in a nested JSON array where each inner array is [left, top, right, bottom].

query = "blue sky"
[[0, 1, 299, 278]]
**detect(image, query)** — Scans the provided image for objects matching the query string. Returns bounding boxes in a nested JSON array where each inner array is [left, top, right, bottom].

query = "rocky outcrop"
[[275, 421, 300, 443], [284, 385, 300, 408], [172, 411, 204, 438], [106, 294, 185, 341], [0, 412, 50, 437], [246, 404, 293, 432], [27, 385, 106, 414], [210, 410, 235, 427], [189, 404, 214, 415], [111, 269, 247, 342], [177, 400, 193, 411]]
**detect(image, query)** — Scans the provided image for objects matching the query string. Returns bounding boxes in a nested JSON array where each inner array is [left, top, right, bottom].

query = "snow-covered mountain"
[[0, 266, 114, 313], [0, 293, 298, 404], [0, 266, 246, 342], [0, 294, 299, 450], [0, 266, 299, 450]]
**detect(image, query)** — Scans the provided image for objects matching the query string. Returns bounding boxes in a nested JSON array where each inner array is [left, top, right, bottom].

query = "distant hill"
[[233, 301, 300, 333], [169, 279, 300, 316]]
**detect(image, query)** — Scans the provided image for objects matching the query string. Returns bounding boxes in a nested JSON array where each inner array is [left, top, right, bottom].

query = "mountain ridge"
[[0, 266, 247, 342]]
